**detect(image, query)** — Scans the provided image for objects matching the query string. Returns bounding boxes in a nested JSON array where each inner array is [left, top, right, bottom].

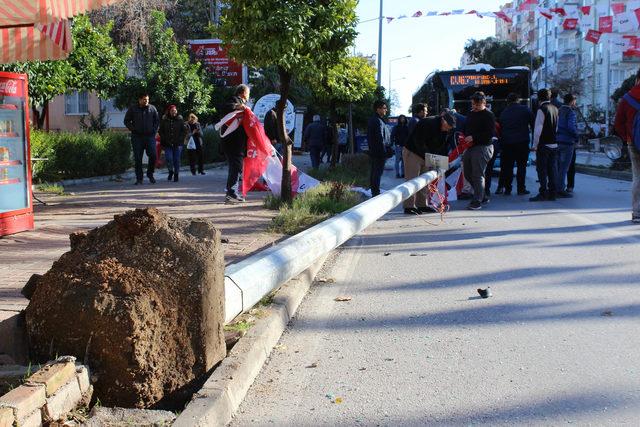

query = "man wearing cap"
[[303, 115, 328, 169], [402, 111, 455, 214], [463, 91, 496, 210], [530, 88, 559, 202]]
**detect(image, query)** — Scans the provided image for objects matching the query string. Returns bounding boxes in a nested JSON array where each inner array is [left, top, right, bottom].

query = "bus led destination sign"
[[449, 74, 512, 86]]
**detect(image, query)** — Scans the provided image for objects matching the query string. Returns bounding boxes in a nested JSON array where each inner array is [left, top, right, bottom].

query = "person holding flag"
[[220, 84, 250, 203]]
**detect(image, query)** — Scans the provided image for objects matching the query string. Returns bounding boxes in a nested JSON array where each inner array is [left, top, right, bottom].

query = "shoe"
[[191, 171, 197, 176], [168, 171, 173, 181], [632, 217, 640, 224], [147, 175, 156, 184], [173, 172, 179, 182], [517, 189, 530, 195], [417, 206, 436, 214], [529, 193, 547, 202], [566, 187, 573, 193], [495, 187, 504, 195], [467, 201, 482, 210], [481, 197, 490, 204], [547, 194, 556, 201], [199, 171, 206, 175], [396, 174, 401, 178], [504, 189, 512, 196], [134, 180, 142, 185], [556, 190, 573, 198], [225, 193, 245, 203], [404, 207, 420, 215], [458, 192, 473, 200]]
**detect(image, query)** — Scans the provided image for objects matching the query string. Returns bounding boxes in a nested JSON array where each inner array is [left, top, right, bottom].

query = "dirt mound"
[[25, 208, 226, 408]]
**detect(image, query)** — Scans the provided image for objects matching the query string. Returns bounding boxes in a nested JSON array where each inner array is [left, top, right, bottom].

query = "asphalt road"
[[230, 166, 640, 426]]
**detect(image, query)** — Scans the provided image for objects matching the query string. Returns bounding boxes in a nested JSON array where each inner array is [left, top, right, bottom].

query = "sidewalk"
[[0, 159, 307, 357]]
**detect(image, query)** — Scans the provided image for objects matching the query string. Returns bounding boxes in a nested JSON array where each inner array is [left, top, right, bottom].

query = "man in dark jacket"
[[402, 112, 455, 214], [221, 84, 250, 203], [614, 68, 640, 223], [124, 93, 160, 185], [391, 114, 409, 178], [499, 93, 533, 195], [304, 115, 327, 169], [530, 88, 559, 202], [367, 100, 390, 197], [264, 107, 284, 154], [159, 105, 189, 182], [556, 93, 578, 198], [408, 103, 428, 135], [463, 91, 496, 210]]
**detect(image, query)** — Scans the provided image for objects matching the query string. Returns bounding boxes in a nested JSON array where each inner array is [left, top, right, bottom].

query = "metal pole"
[[544, 16, 548, 87], [604, 0, 611, 136], [348, 103, 354, 153], [377, 0, 383, 86]]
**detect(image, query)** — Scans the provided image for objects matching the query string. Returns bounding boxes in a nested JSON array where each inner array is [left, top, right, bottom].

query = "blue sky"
[[355, 0, 507, 115]]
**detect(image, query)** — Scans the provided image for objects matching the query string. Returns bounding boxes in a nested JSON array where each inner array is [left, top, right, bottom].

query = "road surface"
[[230, 167, 640, 426]]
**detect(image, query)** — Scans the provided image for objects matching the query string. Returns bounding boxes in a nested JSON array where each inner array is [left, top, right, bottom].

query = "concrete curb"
[[575, 164, 632, 182], [173, 254, 328, 427]]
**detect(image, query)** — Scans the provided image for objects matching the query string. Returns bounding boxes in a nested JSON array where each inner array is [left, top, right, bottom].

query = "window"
[[64, 91, 89, 115]]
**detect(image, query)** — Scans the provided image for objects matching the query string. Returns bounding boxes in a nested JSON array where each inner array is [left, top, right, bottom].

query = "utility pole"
[[604, 0, 611, 136], [377, 0, 383, 87]]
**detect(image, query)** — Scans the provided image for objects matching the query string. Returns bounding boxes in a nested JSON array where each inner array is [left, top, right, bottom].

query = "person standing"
[[614, 68, 640, 223], [303, 115, 327, 169], [367, 100, 390, 197], [530, 88, 560, 202], [550, 88, 562, 109], [159, 105, 189, 182], [221, 84, 250, 203], [499, 93, 533, 195], [264, 107, 284, 154], [124, 93, 160, 185], [187, 113, 205, 176], [408, 103, 428, 135], [556, 94, 578, 198], [402, 112, 455, 214], [463, 92, 496, 210], [391, 114, 409, 178]]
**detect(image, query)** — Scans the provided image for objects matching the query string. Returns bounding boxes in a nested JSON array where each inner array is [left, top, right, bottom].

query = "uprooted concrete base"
[[24, 208, 226, 409]]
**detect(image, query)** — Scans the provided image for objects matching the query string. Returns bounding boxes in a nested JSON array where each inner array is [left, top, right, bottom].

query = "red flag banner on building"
[[519, 0, 537, 12], [635, 8, 640, 26], [563, 18, 579, 30], [612, 3, 626, 15], [494, 11, 512, 23], [539, 9, 554, 20], [599, 16, 613, 32], [550, 8, 567, 16], [580, 6, 591, 15], [585, 29, 603, 44]]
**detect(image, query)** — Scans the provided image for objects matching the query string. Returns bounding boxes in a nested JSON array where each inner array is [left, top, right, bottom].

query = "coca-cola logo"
[[0, 80, 18, 95]]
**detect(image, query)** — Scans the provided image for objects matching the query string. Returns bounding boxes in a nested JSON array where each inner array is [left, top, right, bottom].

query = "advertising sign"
[[252, 94, 296, 134], [188, 39, 246, 86]]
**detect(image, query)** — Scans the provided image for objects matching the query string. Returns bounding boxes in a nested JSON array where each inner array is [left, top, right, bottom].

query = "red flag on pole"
[[563, 18, 579, 30], [599, 16, 613, 33], [612, 3, 626, 15], [494, 11, 513, 23], [585, 29, 603, 44], [550, 8, 567, 16], [539, 9, 554, 20], [580, 6, 591, 15]]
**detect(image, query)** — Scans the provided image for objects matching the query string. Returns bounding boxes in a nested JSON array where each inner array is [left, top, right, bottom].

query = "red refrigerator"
[[0, 72, 33, 237]]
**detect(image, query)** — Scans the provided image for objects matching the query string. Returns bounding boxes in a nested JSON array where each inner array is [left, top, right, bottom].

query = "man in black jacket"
[[264, 107, 283, 154], [463, 91, 496, 210], [499, 93, 533, 195], [367, 100, 390, 197], [221, 84, 250, 203], [124, 93, 160, 185], [530, 88, 559, 202], [402, 112, 455, 214]]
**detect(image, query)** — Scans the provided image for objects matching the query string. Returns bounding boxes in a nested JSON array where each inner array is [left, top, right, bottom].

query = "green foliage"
[[114, 11, 215, 117], [266, 181, 361, 235], [464, 37, 542, 69], [348, 86, 389, 132], [166, 0, 213, 43], [0, 61, 71, 110], [30, 130, 131, 181], [307, 153, 370, 188], [35, 183, 66, 195], [79, 106, 110, 133], [308, 56, 377, 106], [201, 128, 225, 163], [223, 320, 254, 333]]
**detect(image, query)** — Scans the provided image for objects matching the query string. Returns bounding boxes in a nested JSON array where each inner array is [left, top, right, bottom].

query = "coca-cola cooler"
[[0, 72, 33, 237]]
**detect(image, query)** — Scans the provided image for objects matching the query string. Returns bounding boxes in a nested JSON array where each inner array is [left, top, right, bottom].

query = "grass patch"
[[35, 183, 66, 195], [265, 181, 362, 235], [306, 153, 370, 188], [224, 320, 254, 333]]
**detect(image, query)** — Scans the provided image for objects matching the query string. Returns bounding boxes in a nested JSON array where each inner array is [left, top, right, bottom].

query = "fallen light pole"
[[224, 171, 438, 323]]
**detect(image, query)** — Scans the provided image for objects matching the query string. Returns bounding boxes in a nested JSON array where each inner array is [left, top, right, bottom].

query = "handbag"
[[187, 136, 196, 150]]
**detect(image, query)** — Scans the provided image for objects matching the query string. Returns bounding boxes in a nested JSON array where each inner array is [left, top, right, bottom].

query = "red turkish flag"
[[580, 6, 591, 15], [550, 8, 567, 16], [241, 109, 272, 196], [563, 18, 578, 30], [518, 0, 537, 12], [598, 16, 613, 33], [585, 29, 603, 44], [635, 8, 640, 26], [539, 9, 553, 20], [494, 11, 512, 23], [612, 3, 625, 15]]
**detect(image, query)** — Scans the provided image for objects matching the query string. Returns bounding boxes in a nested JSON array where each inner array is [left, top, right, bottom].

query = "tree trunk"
[[31, 103, 48, 130], [330, 100, 339, 168], [278, 67, 293, 203]]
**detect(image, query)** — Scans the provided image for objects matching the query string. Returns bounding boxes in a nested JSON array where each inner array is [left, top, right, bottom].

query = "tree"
[[114, 11, 214, 118], [464, 37, 543, 69], [307, 55, 377, 165], [217, 0, 358, 203]]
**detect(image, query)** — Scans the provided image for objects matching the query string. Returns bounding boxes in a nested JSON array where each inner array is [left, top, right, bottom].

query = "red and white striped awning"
[[0, 0, 122, 63]]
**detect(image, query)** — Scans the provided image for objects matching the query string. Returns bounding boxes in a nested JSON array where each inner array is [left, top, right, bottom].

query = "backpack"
[[622, 93, 640, 150]]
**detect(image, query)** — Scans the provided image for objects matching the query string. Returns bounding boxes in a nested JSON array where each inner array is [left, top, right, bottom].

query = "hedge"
[[30, 130, 132, 182]]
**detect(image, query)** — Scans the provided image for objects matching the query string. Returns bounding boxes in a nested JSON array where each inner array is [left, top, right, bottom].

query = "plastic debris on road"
[[334, 296, 352, 302]]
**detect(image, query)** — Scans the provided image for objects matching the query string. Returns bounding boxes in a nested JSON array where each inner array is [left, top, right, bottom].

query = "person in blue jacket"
[[367, 100, 390, 197], [556, 93, 578, 198]]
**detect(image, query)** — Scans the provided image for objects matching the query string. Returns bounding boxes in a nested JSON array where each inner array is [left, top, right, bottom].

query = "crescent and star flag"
[[599, 15, 613, 33], [585, 29, 603, 44], [563, 19, 579, 30]]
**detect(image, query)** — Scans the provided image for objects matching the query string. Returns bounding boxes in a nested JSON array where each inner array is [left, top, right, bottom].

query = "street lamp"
[[389, 55, 411, 114]]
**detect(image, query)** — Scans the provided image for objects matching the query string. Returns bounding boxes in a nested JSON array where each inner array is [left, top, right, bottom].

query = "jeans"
[[309, 146, 322, 169], [629, 145, 640, 220], [402, 148, 428, 208], [131, 135, 156, 181], [500, 143, 529, 192], [164, 146, 183, 174], [463, 144, 494, 203], [557, 143, 574, 192], [536, 145, 558, 196], [394, 145, 404, 177], [370, 157, 386, 197]]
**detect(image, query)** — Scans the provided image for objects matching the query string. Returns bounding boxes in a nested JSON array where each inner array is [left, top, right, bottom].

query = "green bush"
[[202, 128, 225, 164], [307, 153, 370, 188], [30, 130, 132, 182]]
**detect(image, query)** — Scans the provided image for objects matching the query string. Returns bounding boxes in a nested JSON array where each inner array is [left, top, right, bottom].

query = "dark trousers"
[[536, 145, 558, 196], [224, 150, 243, 195], [567, 148, 576, 189], [370, 157, 386, 197], [131, 135, 156, 181], [187, 144, 204, 174], [310, 146, 322, 169], [501, 143, 529, 192]]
